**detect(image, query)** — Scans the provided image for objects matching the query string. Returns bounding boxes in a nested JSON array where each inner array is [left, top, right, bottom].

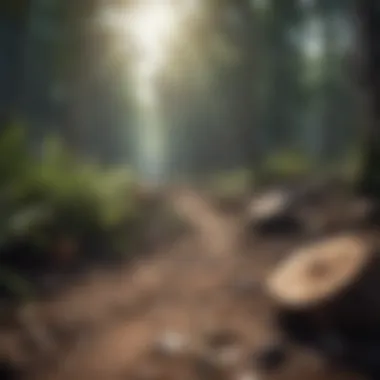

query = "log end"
[[265, 234, 373, 310]]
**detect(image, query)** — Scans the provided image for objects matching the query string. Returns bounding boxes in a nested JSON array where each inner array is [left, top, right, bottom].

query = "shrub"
[[206, 169, 253, 197], [260, 150, 312, 183], [0, 125, 143, 299]]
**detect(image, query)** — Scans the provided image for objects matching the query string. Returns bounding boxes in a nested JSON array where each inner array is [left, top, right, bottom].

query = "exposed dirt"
[[0, 187, 373, 380]]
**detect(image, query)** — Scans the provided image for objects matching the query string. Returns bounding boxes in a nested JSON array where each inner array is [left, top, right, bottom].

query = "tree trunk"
[[0, 0, 31, 126], [358, 0, 380, 198]]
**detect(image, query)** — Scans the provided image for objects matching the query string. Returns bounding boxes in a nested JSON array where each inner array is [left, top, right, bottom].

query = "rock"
[[245, 189, 301, 235], [252, 341, 288, 372], [202, 329, 243, 369], [247, 190, 290, 221], [152, 330, 189, 357]]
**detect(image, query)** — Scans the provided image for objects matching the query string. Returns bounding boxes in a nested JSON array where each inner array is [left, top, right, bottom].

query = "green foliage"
[[339, 145, 365, 182], [0, 122, 29, 189], [206, 169, 253, 198], [260, 149, 313, 181], [13, 135, 138, 235], [321, 145, 365, 187], [0, 125, 142, 299]]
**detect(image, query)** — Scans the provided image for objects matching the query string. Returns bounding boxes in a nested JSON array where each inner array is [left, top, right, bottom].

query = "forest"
[[1, 1, 380, 380], [0, 0, 363, 267]]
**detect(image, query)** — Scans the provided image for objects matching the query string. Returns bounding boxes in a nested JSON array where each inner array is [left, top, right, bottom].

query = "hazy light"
[[95, 0, 238, 184], [129, 2, 179, 77], [97, 0, 197, 185], [129, 1, 181, 184], [303, 18, 323, 60]]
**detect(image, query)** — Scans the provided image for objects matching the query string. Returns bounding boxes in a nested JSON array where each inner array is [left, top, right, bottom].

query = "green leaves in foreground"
[[0, 125, 142, 298]]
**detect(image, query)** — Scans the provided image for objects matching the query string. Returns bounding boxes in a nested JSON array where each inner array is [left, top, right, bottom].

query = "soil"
[[0, 186, 374, 380]]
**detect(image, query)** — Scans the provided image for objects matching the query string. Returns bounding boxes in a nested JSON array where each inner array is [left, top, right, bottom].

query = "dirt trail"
[[0, 188, 365, 380], [171, 188, 242, 257]]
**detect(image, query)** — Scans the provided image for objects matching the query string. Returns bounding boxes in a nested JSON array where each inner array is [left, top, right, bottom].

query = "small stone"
[[252, 341, 288, 372], [248, 190, 290, 221], [153, 330, 188, 357], [202, 329, 244, 370], [246, 189, 303, 235]]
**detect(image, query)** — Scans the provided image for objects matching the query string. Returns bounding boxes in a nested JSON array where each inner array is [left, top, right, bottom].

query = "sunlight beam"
[[95, 0, 215, 185], [98, 0, 189, 185]]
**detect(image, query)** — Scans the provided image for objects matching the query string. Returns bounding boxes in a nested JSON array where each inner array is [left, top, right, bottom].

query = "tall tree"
[[263, 0, 302, 153], [357, 0, 380, 197], [0, 0, 31, 126], [317, 0, 357, 163]]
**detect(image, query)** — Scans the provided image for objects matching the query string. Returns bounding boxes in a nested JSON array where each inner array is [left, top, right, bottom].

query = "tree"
[[263, 0, 303, 153], [357, 0, 380, 198], [0, 0, 31, 126]]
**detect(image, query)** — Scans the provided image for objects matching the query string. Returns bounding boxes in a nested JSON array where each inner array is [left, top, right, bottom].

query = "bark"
[[358, 0, 380, 198]]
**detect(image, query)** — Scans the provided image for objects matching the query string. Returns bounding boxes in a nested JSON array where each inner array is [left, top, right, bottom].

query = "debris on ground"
[[0, 187, 376, 380]]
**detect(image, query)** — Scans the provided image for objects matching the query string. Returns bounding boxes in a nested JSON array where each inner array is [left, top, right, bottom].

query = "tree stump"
[[266, 234, 380, 340], [245, 189, 301, 235]]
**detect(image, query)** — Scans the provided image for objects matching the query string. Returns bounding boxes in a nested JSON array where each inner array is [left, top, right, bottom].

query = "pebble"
[[152, 330, 188, 357]]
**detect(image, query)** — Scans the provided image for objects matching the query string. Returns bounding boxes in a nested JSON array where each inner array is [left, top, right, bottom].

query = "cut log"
[[266, 234, 380, 337]]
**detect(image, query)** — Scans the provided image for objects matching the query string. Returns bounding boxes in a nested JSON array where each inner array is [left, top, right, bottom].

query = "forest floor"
[[0, 187, 370, 380]]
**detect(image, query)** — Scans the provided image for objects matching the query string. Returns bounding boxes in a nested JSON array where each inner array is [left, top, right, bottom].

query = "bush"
[[259, 150, 312, 184], [206, 169, 253, 197], [0, 125, 143, 299]]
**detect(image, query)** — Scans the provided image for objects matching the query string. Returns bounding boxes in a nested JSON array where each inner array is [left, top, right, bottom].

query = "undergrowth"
[[0, 124, 143, 301]]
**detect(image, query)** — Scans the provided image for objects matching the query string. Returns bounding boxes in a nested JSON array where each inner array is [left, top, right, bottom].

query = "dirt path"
[[0, 189, 365, 380], [171, 188, 242, 257]]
